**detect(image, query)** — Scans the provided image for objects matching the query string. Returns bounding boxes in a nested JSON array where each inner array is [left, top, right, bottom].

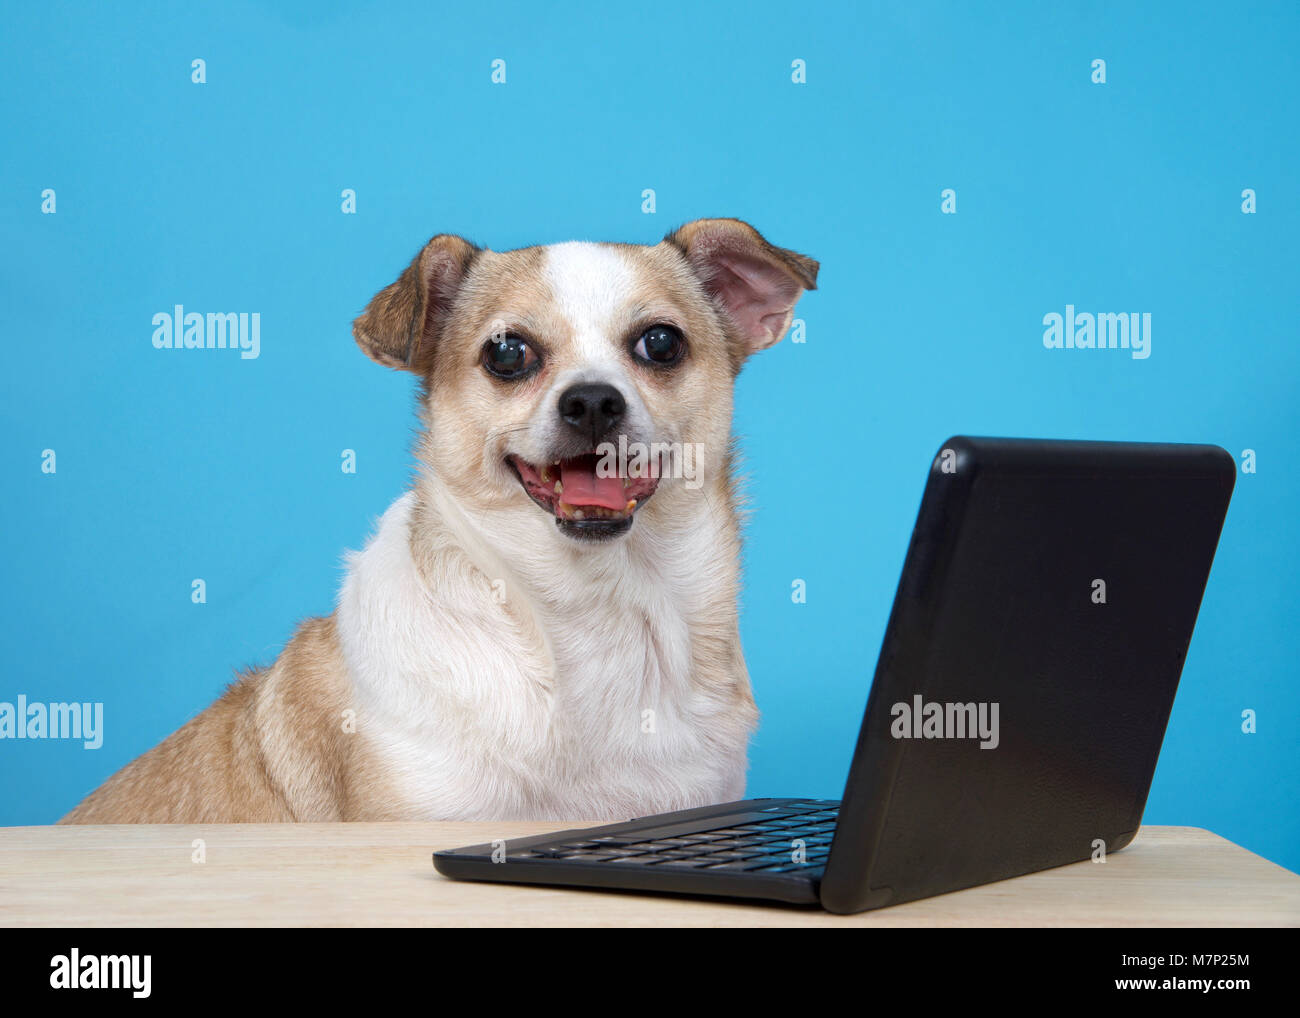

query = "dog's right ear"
[[353, 234, 479, 371]]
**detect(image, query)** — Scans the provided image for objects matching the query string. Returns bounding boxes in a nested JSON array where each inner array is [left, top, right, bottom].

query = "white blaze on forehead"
[[542, 242, 639, 364]]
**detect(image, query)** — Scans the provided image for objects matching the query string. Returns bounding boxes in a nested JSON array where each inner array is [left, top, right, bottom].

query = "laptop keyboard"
[[511, 799, 840, 876]]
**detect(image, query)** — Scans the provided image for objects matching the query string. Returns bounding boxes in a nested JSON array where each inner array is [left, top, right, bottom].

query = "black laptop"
[[433, 436, 1236, 914]]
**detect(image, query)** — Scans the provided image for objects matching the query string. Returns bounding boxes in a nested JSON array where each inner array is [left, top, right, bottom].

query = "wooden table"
[[1, 823, 1295, 926]]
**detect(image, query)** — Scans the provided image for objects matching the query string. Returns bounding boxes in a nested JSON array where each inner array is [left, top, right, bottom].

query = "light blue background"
[[2, 1, 1296, 873]]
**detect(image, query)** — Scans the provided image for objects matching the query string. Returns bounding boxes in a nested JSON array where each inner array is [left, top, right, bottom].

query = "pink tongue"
[[560, 461, 627, 510]]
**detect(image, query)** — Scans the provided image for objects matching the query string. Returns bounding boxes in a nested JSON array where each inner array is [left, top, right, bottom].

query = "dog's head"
[[353, 218, 817, 543]]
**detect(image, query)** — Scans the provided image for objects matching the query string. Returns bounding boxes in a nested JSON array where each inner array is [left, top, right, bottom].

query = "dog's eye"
[[632, 325, 685, 366], [482, 335, 539, 379]]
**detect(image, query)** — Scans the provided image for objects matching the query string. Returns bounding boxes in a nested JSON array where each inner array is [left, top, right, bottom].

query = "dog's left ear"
[[353, 233, 480, 371], [666, 218, 818, 356]]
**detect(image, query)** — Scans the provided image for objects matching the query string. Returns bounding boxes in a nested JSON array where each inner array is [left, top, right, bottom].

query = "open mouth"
[[507, 453, 660, 540]]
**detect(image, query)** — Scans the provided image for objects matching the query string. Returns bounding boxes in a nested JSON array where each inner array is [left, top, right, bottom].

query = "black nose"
[[558, 382, 626, 443]]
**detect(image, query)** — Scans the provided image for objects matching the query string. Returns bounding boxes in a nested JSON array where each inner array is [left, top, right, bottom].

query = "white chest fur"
[[336, 492, 754, 821]]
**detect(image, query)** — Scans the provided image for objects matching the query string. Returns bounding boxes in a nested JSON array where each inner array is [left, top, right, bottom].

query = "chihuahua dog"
[[61, 218, 818, 823]]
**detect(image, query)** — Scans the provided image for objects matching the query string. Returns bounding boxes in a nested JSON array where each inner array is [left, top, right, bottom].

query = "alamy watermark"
[[152, 305, 260, 360], [50, 949, 150, 998], [1042, 305, 1151, 360], [0, 694, 103, 749], [593, 435, 704, 489], [891, 695, 999, 749]]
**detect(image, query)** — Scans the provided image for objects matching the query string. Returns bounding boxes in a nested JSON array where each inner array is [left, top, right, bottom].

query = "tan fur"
[[63, 618, 369, 822]]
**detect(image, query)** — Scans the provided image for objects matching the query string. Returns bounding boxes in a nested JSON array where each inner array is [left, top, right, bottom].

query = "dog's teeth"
[[554, 480, 563, 494], [626, 499, 637, 512], [572, 509, 585, 521]]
